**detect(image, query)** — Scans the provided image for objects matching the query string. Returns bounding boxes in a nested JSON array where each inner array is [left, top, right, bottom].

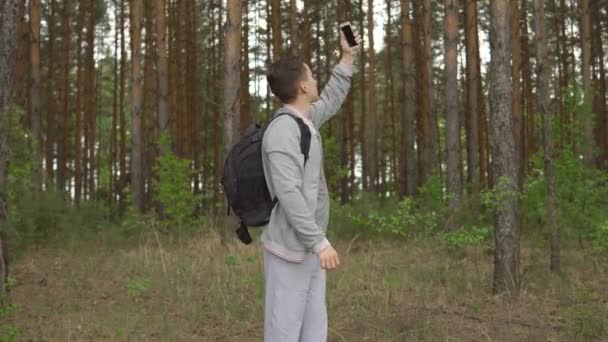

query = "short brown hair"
[[266, 56, 307, 104]]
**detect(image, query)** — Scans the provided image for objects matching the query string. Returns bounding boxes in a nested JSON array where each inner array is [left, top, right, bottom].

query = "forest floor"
[[3, 229, 608, 341]]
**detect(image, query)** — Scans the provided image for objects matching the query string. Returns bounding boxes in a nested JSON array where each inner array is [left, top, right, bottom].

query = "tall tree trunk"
[[85, 0, 97, 198], [29, 0, 42, 191], [156, 0, 169, 136], [591, 1, 606, 168], [271, 0, 282, 59], [13, 0, 27, 110], [130, 0, 144, 212], [0, 0, 20, 294], [511, 0, 524, 188], [57, 0, 72, 193], [533, 0, 560, 273], [596, 6, 607, 169], [143, 0, 156, 209], [366, 0, 378, 193], [223, 0, 242, 241], [444, 0, 462, 228], [464, 0, 481, 204], [521, 0, 536, 170], [385, 0, 397, 195], [400, 0, 417, 197], [359, 0, 368, 191], [213, 0, 224, 208], [302, 0, 311, 64], [580, 0, 593, 163], [490, 0, 521, 295], [415, 0, 434, 184], [111, 0, 119, 210], [119, 0, 127, 212], [45, 0, 57, 187], [74, 0, 85, 204], [240, 0, 251, 134], [289, 0, 298, 54]]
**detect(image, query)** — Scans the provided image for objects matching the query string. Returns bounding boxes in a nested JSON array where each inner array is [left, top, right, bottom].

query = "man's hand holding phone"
[[339, 23, 362, 65]]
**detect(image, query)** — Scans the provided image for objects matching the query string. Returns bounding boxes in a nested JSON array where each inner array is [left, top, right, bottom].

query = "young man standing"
[[261, 29, 362, 342]]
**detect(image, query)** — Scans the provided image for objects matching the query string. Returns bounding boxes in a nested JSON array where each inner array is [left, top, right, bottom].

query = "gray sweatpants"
[[263, 250, 327, 342]]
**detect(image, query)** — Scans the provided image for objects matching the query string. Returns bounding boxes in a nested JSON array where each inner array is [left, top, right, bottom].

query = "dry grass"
[[3, 230, 608, 341]]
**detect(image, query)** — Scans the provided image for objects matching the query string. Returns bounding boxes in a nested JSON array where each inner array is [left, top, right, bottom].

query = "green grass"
[[3, 227, 607, 341]]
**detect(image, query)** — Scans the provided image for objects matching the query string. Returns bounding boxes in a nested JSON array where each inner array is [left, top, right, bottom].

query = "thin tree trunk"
[[490, 0, 521, 295], [465, 0, 481, 205], [85, 0, 97, 198], [13, 0, 27, 109], [400, 0, 417, 197], [223, 0, 242, 241], [415, 0, 433, 184], [521, 0, 536, 170], [45, 0, 57, 187], [74, 0, 85, 204], [445, 0, 462, 228], [385, 0, 397, 195], [119, 0, 127, 213], [289, 0, 298, 55], [271, 0, 282, 59], [0, 0, 20, 294], [580, 0, 593, 163], [240, 0, 251, 134], [57, 0, 72, 193], [359, 0, 368, 191], [130, 0, 144, 212], [29, 0, 42, 191], [111, 0, 118, 210], [533, 0, 560, 273], [156, 0, 169, 135], [366, 0, 378, 193], [511, 0, 524, 188], [302, 0, 311, 64]]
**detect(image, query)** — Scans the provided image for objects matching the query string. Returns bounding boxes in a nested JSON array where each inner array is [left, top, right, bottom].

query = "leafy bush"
[[152, 134, 200, 229]]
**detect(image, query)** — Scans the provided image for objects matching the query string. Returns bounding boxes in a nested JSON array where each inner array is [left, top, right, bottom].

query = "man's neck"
[[285, 100, 311, 121]]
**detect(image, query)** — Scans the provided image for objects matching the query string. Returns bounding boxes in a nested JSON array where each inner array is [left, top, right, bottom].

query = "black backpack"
[[221, 110, 312, 244]]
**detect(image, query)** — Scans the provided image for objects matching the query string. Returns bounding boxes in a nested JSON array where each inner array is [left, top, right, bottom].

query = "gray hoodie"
[[261, 63, 353, 262]]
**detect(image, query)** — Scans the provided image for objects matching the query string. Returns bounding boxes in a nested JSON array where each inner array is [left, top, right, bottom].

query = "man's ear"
[[299, 80, 308, 94]]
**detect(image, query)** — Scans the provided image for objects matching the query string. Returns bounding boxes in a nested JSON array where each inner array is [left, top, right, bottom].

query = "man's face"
[[300, 63, 319, 103]]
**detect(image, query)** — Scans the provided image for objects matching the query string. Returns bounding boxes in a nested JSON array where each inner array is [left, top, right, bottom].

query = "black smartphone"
[[340, 22, 358, 47]]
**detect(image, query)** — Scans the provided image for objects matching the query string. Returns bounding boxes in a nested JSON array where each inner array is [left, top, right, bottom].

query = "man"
[[261, 29, 362, 342]]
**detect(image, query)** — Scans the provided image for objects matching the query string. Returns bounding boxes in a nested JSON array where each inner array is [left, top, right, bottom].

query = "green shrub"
[[152, 134, 200, 229]]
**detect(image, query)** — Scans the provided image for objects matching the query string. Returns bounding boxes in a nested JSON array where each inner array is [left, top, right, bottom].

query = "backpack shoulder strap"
[[268, 110, 312, 164]]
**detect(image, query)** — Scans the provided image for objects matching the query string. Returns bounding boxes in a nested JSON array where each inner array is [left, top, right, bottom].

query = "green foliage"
[[321, 134, 349, 192], [592, 221, 608, 253], [522, 149, 608, 243], [441, 226, 491, 249], [126, 278, 151, 298], [331, 174, 446, 239], [565, 289, 606, 339], [0, 301, 21, 342], [152, 134, 200, 229]]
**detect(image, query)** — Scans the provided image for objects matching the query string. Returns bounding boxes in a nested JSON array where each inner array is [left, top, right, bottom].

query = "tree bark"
[[45, 0, 57, 187], [130, 0, 145, 212], [490, 0, 521, 295], [510, 0, 524, 188], [533, 0, 560, 273], [0, 0, 20, 294], [399, 0, 417, 197], [580, 0, 593, 163], [366, 0, 378, 193], [464, 0, 481, 205], [29, 0, 42, 191], [240, 0, 251, 134], [289, 0, 298, 55], [521, 0, 536, 170], [271, 0, 282, 59], [444, 0, 462, 226], [85, 0, 97, 199], [57, 0, 72, 193], [119, 0, 127, 212], [223, 0, 242, 241], [156, 0, 169, 136]]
